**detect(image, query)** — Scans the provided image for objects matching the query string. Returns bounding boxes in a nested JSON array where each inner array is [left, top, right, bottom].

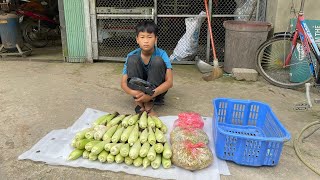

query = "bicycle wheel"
[[256, 36, 316, 89]]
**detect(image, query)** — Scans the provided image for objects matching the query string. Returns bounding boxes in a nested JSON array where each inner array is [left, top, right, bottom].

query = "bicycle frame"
[[284, 0, 320, 84]]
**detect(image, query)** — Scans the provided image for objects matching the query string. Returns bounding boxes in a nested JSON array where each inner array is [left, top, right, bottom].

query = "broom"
[[202, 0, 223, 81]]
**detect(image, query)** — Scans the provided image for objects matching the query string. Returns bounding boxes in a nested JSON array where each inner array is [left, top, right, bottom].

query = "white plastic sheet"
[[18, 108, 230, 180]]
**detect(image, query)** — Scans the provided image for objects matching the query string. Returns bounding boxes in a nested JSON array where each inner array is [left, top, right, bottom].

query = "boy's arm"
[[121, 74, 143, 97], [152, 69, 173, 97], [135, 69, 173, 102]]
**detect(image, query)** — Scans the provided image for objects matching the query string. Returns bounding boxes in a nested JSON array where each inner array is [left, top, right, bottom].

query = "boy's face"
[[136, 31, 157, 52]]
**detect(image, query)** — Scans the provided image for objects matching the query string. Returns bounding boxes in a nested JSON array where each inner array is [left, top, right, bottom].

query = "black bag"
[[127, 77, 156, 96]]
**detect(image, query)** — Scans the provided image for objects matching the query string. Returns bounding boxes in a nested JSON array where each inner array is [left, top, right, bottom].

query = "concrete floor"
[[0, 45, 63, 62], [0, 61, 319, 180]]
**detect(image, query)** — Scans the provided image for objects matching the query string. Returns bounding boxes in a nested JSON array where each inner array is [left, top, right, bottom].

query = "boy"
[[121, 20, 173, 116]]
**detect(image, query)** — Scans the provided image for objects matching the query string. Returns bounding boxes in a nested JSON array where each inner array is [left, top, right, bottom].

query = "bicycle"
[[256, 0, 320, 90]]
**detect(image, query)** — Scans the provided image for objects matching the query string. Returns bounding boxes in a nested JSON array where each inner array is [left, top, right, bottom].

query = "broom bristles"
[[202, 60, 223, 81]]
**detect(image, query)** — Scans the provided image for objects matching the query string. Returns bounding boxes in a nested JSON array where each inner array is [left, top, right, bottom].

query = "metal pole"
[[58, 0, 67, 62], [84, 0, 93, 63], [154, 0, 157, 24], [89, 0, 98, 60], [150, 14, 250, 18], [256, 0, 260, 21], [97, 14, 154, 19], [206, 0, 212, 63], [300, 0, 305, 13]]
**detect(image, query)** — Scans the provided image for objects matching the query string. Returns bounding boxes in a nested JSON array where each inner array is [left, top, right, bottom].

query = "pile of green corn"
[[68, 111, 172, 169]]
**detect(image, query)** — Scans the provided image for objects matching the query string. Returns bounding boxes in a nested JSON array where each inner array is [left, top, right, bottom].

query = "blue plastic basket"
[[212, 98, 291, 166]]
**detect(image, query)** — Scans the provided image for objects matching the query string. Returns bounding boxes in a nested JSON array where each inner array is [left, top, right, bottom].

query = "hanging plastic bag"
[[170, 11, 206, 61], [234, 0, 257, 21]]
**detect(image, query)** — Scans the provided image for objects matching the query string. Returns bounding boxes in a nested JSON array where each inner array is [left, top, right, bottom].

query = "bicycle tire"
[[22, 20, 49, 48], [256, 36, 316, 89]]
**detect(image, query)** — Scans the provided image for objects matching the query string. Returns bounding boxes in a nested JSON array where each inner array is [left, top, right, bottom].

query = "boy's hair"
[[135, 20, 159, 37]]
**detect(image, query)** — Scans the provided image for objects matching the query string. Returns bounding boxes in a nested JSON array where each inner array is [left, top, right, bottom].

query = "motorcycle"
[[16, 0, 60, 48]]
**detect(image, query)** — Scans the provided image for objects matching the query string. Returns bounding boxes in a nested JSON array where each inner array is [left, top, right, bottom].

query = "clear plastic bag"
[[170, 127, 209, 144], [234, 0, 257, 21], [172, 140, 213, 171], [170, 11, 206, 61]]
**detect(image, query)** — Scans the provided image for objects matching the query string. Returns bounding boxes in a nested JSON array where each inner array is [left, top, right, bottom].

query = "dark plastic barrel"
[[0, 13, 23, 50], [223, 20, 272, 73]]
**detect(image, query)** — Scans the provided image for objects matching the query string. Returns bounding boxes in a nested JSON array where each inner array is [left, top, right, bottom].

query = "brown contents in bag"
[[170, 127, 209, 144], [171, 141, 213, 171]]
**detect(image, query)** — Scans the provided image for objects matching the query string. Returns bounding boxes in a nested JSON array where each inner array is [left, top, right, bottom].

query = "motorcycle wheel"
[[22, 20, 49, 48]]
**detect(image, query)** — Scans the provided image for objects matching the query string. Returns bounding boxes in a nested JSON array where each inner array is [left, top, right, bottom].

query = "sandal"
[[135, 105, 143, 114], [135, 102, 155, 114], [145, 103, 155, 114]]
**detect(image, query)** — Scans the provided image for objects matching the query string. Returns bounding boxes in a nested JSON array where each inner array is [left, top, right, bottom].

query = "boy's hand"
[[135, 92, 153, 103], [131, 90, 143, 97]]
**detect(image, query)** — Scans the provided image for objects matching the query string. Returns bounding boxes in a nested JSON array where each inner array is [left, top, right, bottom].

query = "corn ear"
[[147, 145, 156, 161], [102, 125, 118, 142], [68, 149, 84, 160], [125, 156, 133, 165], [162, 156, 172, 169], [120, 125, 134, 143], [142, 157, 151, 168], [129, 140, 141, 160], [91, 141, 108, 155], [133, 156, 143, 167], [120, 143, 130, 157], [163, 143, 172, 159], [147, 116, 155, 128], [104, 143, 116, 151], [82, 150, 90, 159], [152, 116, 163, 128], [139, 128, 149, 144], [98, 150, 109, 163], [148, 127, 156, 145], [111, 126, 125, 143], [128, 124, 139, 146], [151, 154, 161, 169], [160, 123, 168, 133], [71, 138, 77, 148], [139, 111, 148, 129], [85, 129, 95, 139], [154, 143, 164, 154], [89, 152, 98, 161], [139, 142, 150, 158], [106, 153, 115, 163], [94, 126, 108, 140], [101, 112, 119, 125], [93, 125, 106, 131], [108, 114, 126, 127], [75, 128, 92, 140], [115, 154, 125, 164], [110, 143, 124, 155], [121, 115, 132, 128], [128, 114, 140, 126], [155, 128, 166, 143], [84, 140, 101, 151], [92, 114, 109, 126], [76, 139, 93, 150]]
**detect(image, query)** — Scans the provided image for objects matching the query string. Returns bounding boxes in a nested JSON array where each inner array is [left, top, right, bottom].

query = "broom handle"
[[204, 0, 218, 60]]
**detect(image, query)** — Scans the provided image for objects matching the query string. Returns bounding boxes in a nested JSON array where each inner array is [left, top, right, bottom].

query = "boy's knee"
[[127, 55, 140, 66], [151, 56, 165, 67]]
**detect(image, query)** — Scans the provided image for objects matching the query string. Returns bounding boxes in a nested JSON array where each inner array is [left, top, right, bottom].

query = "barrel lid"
[[223, 20, 273, 32]]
